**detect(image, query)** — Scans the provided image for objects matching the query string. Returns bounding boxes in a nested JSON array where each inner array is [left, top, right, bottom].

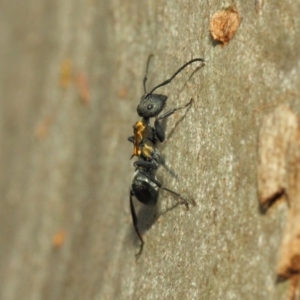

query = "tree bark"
[[0, 0, 299, 299]]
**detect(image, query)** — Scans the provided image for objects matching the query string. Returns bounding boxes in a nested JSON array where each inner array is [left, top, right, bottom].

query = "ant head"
[[138, 56, 204, 119], [137, 94, 167, 118]]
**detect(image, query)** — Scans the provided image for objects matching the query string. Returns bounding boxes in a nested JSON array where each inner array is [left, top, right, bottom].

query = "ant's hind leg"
[[160, 186, 189, 210], [130, 191, 144, 259], [138, 169, 190, 210]]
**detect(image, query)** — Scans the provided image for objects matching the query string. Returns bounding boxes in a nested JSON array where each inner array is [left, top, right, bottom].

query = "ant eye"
[[147, 104, 153, 110]]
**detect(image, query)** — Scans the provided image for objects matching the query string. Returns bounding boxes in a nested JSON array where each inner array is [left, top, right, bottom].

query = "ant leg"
[[156, 155, 178, 179], [128, 136, 136, 160], [149, 58, 204, 94], [130, 191, 144, 258], [138, 170, 189, 210], [157, 98, 193, 122], [128, 136, 134, 143], [154, 98, 193, 142], [160, 186, 189, 210]]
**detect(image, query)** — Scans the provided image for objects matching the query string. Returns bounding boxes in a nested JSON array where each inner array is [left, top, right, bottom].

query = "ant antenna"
[[148, 58, 205, 95], [143, 54, 154, 94]]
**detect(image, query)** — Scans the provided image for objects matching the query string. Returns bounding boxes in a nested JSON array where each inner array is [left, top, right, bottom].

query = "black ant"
[[128, 55, 204, 257]]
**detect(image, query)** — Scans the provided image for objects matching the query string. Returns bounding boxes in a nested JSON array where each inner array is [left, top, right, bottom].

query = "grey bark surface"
[[0, 0, 299, 299]]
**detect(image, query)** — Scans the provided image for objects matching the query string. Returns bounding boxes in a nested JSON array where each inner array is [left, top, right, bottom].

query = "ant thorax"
[[132, 119, 155, 159]]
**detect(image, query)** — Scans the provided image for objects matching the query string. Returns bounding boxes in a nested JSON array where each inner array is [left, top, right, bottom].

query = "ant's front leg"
[[154, 98, 194, 142]]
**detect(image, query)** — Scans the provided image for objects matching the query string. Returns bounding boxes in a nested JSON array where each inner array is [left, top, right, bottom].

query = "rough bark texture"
[[1, 0, 300, 299]]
